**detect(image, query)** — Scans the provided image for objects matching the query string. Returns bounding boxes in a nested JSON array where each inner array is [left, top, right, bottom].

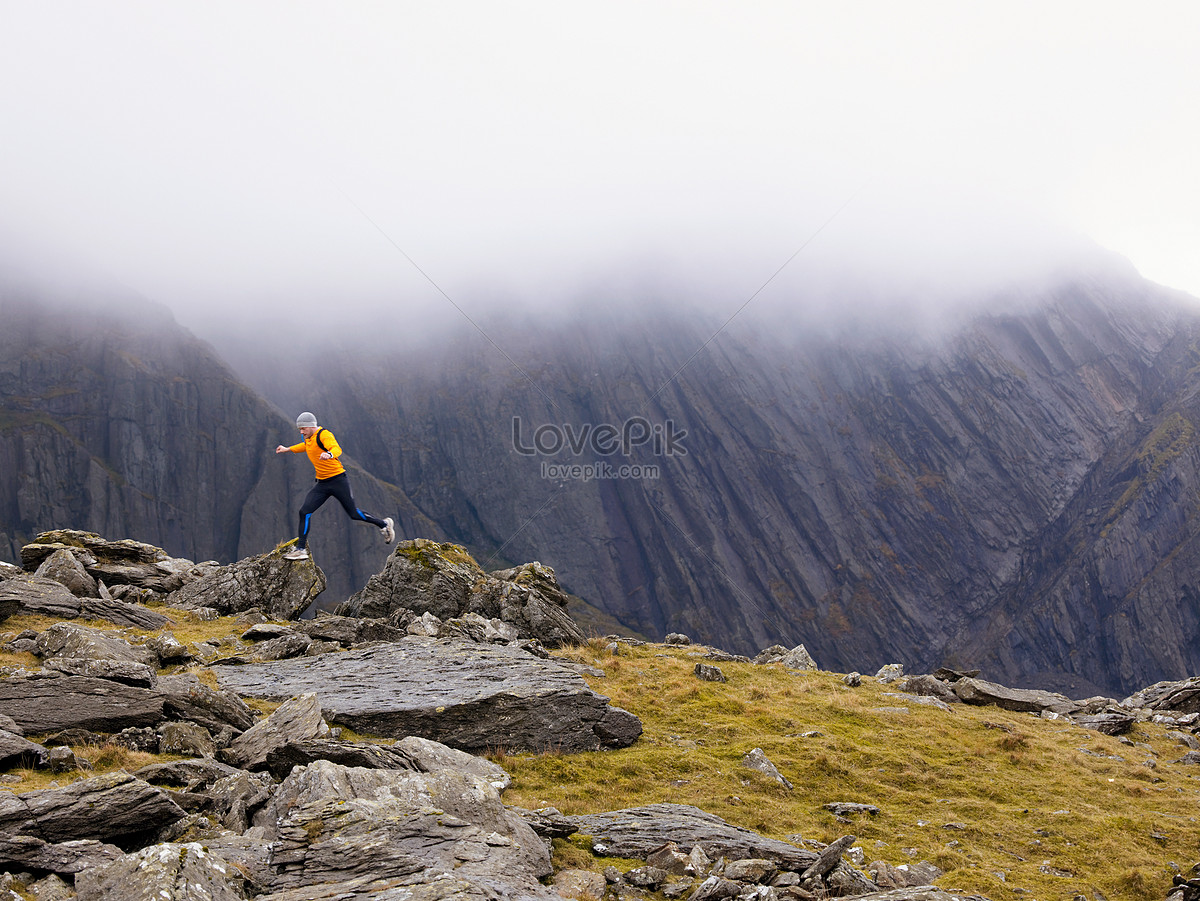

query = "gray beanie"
[[296, 412, 318, 429]]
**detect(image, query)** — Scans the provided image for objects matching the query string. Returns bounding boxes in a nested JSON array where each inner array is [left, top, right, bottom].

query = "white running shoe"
[[283, 547, 310, 561], [381, 517, 395, 544]]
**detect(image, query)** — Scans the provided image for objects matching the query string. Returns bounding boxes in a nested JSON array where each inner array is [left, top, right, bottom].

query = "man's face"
[[299, 426, 319, 439]]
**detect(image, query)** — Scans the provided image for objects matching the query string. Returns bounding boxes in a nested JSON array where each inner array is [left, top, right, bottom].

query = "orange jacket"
[[287, 429, 346, 480]]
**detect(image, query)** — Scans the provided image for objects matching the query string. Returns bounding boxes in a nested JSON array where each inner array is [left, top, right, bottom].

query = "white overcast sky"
[[1, 1, 1197, 329]]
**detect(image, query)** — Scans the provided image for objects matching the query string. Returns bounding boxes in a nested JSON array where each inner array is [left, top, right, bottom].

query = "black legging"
[[297, 473, 386, 548]]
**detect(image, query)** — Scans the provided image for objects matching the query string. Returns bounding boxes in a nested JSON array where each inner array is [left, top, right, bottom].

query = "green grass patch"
[[497, 640, 1200, 901]]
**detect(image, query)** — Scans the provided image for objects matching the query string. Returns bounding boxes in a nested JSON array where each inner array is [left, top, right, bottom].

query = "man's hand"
[[320, 452, 333, 460], [275, 445, 288, 454]]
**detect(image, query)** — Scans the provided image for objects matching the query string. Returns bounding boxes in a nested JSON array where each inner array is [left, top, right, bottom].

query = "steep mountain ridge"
[[212, 269, 1200, 695], [5, 261, 1200, 696]]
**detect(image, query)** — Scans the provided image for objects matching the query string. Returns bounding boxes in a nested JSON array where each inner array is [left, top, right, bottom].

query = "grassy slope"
[[2, 614, 1196, 901], [499, 639, 1200, 901]]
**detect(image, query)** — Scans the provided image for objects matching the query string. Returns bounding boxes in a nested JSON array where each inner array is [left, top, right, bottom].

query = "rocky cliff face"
[[0, 279, 440, 605], [7, 260, 1200, 696], [214, 267, 1200, 696]]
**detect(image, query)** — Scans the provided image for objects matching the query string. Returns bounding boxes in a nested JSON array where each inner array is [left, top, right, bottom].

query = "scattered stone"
[[45, 747, 82, 773], [146, 632, 192, 666], [1074, 712, 1135, 735], [824, 802, 880, 818], [35, 549, 98, 598], [780, 644, 818, 670], [801, 834, 855, 880], [647, 841, 692, 875], [112, 726, 160, 753], [722, 858, 777, 883], [555, 868, 608, 900], [875, 664, 905, 683], [158, 722, 217, 758], [752, 645, 789, 665], [0, 836, 124, 877], [240, 623, 296, 641], [625, 865, 669, 888], [0, 730, 49, 769], [665, 633, 691, 645], [843, 672, 862, 687], [339, 540, 585, 647], [695, 663, 727, 683], [741, 748, 793, 790], [898, 674, 961, 705], [156, 673, 257, 733]]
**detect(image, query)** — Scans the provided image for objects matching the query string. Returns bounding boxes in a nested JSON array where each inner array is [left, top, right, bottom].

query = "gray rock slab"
[[35, 548, 99, 598], [215, 637, 642, 753], [0, 575, 81, 619], [43, 657, 157, 687], [0, 835, 124, 876], [79, 597, 171, 630], [0, 772, 185, 847], [253, 759, 551, 897], [74, 841, 247, 900], [157, 673, 257, 733], [566, 804, 816, 869], [223, 692, 330, 771], [0, 729, 49, 768], [952, 677, 1081, 714], [295, 613, 407, 647], [0, 674, 165, 733], [36, 621, 155, 666]]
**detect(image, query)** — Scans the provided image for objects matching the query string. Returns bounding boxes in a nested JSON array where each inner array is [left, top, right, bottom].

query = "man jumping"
[[275, 411, 395, 560]]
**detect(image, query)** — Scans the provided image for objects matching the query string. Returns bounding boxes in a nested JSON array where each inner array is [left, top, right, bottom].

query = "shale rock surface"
[[215, 637, 641, 753]]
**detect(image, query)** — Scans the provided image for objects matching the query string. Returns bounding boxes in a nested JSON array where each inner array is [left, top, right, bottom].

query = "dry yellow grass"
[[497, 639, 1200, 901]]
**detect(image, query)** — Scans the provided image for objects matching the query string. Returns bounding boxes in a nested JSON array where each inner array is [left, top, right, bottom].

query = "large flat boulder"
[[951, 677, 1081, 714], [338, 540, 585, 647], [0, 674, 165, 733], [169, 547, 325, 620], [215, 637, 641, 753]]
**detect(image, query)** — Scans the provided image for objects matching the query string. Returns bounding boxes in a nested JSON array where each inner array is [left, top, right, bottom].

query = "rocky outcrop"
[[338, 540, 585, 647], [214, 637, 641, 753], [168, 547, 326, 619]]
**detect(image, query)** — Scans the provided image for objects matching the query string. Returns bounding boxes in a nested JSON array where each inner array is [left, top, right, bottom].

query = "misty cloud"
[[1, 2, 1198, 337]]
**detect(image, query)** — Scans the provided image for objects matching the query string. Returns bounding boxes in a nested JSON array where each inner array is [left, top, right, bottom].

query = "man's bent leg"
[[327, 473, 388, 529]]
